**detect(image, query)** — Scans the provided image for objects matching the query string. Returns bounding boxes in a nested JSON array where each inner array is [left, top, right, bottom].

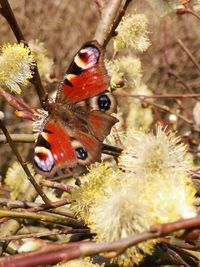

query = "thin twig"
[[0, 228, 89, 241], [0, 0, 48, 107], [40, 180, 74, 194], [143, 99, 200, 132], [94, 0, 105, 15], [167, 247, 191, 267], [0, 120, 53, 205], [177, 39, 200, 74], [177, 7, 200, 21], [115, 92, 200, 99], [0, 209, 83, 228], [0, 134, 36, 143], [104, 0, 132, 47], [0, 229, 71, 241], [162, 20, 194, 93], [0, 197, 75, 218], [0, 198, 48, 209]]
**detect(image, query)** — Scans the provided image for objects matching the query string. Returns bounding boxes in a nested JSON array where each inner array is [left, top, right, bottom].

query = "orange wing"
[[34, 118, 101, 176], [56, 41, 109, 104]]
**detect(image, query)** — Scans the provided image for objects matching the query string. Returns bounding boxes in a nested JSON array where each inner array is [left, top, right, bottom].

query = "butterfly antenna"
[[102, 143, 123, 157]]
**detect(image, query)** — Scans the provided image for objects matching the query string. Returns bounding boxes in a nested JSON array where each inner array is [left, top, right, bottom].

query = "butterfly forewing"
[[56, 41, 109, 104]]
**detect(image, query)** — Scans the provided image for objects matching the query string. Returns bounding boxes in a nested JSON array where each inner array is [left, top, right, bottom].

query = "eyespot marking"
[[88, 92, 117, 114], [74, 46, 99, 70], [98, 94, 111, 111], [75, 147, 88, 160], [71, 139, 90, 164], [34, 146, 54, 172]]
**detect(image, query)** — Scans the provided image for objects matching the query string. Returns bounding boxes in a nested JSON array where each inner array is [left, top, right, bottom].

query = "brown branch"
[[0, 118, 59, 206], [0, 178, 42, 255], [0, 0, 48, 107], [115, 92, 200, 99], [105, 0, 132, 47], [0, 198, 47, 209], [0, 86, 38, 121], [162, 20, 194, 93], [0, 197, 75, 220], [1, 215, 200, 267], [0, 229, 72, 241], [177, 39, 200, 75], [0, 198, 68, 211], [0, 228, 89, 242], [94, 0, 132, 47], [176, 7, 200, 21], [150, 215, 200, 234], [0, 209, 83, 228], [142, 99, 200, 132], [94, 0, 105, 15], [167, 247, 191, 267], [94, 0, 122, 45], [0, 134, 36, 143], [40, 180, 74, 194]]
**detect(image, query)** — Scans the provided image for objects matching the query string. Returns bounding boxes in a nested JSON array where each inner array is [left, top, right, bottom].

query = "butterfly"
[[34, 40, 118, 176]]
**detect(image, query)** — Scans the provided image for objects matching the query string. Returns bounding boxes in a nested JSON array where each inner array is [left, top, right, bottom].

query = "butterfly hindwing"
[[87, 111, 118, 142], [56, 41, 109, 104], [34, 118, 101, 176], [34, 119, 77, 176]]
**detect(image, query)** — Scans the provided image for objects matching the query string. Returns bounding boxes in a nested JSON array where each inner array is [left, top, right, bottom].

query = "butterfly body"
[[34, 41, 118, 176]]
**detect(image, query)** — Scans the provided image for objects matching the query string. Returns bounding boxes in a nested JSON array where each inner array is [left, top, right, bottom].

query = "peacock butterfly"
[[34, 40, 118, 176]]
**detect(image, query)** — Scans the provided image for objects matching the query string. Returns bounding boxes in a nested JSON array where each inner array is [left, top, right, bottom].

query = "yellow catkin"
[[114, 14, 151, 52], [0, 43, 35, 94]]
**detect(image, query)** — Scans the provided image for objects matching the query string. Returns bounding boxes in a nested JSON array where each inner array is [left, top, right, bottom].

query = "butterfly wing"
[[34, 41, 117, 176], [86, 111, 118, 142], [34, 118, 101, 176], [56, 41, 109, 104]]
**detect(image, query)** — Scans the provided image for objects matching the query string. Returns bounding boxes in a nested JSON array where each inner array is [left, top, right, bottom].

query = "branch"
[[0, 229, 73, 241], [0, 118, 62, 206], [94, 0, 105, 15], [0, 0, 48, 107], [115, 92, 200, 99], [0, 197, 75, 220], [176, 7, 200, 21], [40, 180, 74, 194], [177, 39, 200, 75], [1, 215, 200, 267], [0, 134, 35, 143], [142, 99, 200, 132], [94, 0, 132, 46], [0, 209, 83, 228], [167, 247, 191, 267], [162, 20, 194, 93], [0, 86, 39, 121]]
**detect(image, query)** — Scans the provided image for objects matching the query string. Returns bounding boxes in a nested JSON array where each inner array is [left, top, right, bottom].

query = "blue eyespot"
[[75, 147, 88, 160], [98, 94, 111, 111]]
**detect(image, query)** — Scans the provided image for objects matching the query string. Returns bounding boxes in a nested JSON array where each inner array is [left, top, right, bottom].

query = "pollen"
[[0, 43, 35, 94], [114, 14, 151, 53]]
